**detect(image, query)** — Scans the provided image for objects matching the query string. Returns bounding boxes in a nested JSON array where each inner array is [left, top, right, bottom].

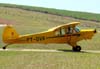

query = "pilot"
[[67, 26, 72, 34]]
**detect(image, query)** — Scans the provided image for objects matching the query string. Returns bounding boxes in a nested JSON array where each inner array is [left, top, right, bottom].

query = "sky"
[[0, 0, 100, 13]]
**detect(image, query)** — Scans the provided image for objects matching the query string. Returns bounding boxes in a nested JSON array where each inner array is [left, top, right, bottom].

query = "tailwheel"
[[72, 46, 81, 52], [2, 44, 11, 50]]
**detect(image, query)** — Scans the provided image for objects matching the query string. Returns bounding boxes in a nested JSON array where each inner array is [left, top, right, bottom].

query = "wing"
[[63, 22, 80, 28], [48, 22, 80, 31]]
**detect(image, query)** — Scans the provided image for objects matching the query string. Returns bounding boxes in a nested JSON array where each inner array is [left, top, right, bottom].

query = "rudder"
[[2, 25, 19, 43]]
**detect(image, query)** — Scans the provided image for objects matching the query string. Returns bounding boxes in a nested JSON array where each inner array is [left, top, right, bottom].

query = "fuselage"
[[4, 28, 96, 44], [2, 22, 97, 51]]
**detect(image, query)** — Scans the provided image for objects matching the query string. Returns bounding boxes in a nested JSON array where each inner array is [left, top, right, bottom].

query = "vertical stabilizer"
[[2, 25, 19, 43]]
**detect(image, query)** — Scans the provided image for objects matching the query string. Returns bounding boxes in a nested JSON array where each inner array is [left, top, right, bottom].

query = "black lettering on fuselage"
[[35, 36, 45, 41], [27, 37, 32, 42], [27, 36, 45, 42]]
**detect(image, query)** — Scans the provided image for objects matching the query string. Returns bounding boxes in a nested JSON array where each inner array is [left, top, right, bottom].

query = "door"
[[66, 26, 80, 43]]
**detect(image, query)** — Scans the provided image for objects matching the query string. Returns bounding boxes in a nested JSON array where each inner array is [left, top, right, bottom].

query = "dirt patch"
[[0, 18, 15, 25]]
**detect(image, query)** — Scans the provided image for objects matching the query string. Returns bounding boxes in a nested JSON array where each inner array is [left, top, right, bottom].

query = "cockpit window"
[[55, 28, 66, 36], [61, 28, 66, 35], [67, 26, 73, 34], [75, 27, 80, 32], [55, 30, 60, 36], [55, 27, 80, 36], [66, 26, 80, 34]]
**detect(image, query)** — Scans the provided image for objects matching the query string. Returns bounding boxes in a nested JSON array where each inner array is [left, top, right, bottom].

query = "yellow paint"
[[2, 22, 96, 48], [3, 25, 19, 43]]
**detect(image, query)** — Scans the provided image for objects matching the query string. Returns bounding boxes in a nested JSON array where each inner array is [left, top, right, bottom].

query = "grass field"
[[0, 3, 100, 22], [0, 4, 100, 69], [0, 51, 100, 69]]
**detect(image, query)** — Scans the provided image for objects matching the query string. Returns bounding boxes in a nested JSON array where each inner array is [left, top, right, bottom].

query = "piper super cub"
[[2, 22, 96, 51]]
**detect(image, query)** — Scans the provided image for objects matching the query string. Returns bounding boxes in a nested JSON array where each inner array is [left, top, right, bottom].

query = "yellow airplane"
[[2, 22, 96, 51]]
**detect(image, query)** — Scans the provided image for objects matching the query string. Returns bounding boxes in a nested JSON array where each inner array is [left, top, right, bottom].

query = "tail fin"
[[2, 25, 19, 43]]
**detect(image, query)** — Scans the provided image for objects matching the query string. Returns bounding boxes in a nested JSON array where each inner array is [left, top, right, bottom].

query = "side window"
[[61, 28, 66, 35], [55, 28, 66, 36], [66, 26, 80, 34], [66, 27, 73, 34], [55, 30, 61, 36]]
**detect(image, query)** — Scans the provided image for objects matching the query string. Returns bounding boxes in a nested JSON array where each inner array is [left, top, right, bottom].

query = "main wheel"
[[2, 47, 6, 50], [72, 46, 81, 52]]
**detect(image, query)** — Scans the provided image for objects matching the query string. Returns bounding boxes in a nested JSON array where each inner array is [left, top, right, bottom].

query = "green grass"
[[0, 51, 100, 69], [0, 4, 100, 69], [0, 6, 100, 50], [0, 3, 100, 22]]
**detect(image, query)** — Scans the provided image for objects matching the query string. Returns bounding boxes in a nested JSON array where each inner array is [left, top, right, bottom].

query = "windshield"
[[75, 27, 80, 32]]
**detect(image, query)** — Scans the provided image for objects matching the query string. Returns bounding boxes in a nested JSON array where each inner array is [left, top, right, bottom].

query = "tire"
[[73, 46, 81, 52], [2, 47, 6, 50]]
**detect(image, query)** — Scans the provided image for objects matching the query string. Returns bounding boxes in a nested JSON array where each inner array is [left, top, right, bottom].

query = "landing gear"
[[2, 44, 11, 50], [2, 46, 6, 50], [72, 46, 81, 52]]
